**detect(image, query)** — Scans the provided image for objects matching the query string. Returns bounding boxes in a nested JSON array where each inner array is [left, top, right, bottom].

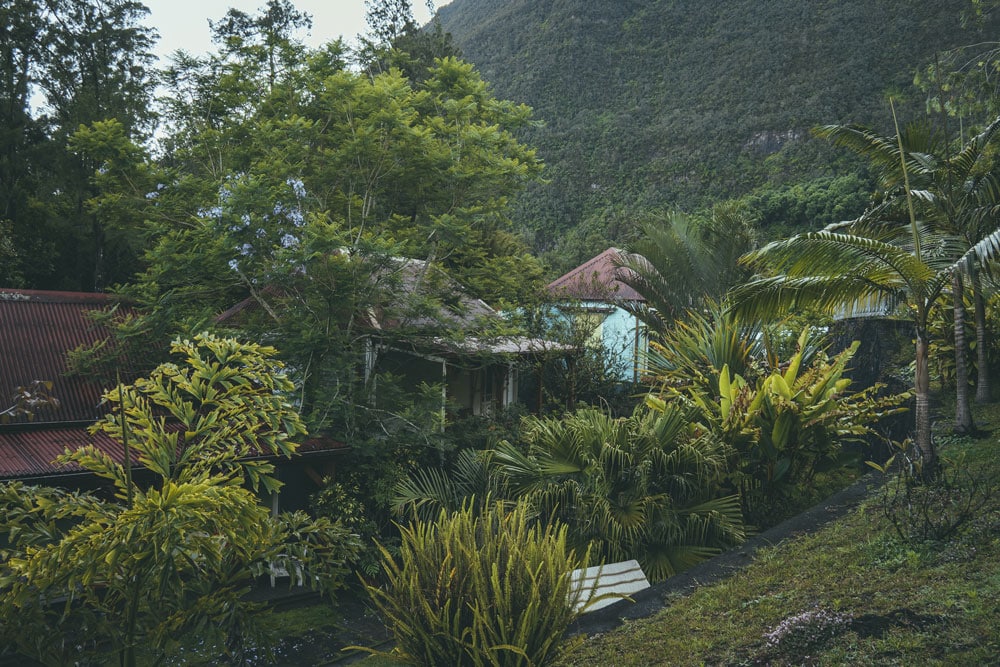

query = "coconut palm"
[[815, 113, 1000, 428], [729, 218, 1000, 474]]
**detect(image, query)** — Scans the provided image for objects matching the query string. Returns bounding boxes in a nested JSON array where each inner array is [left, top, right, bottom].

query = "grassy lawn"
[[557, 408, 1000, 666]]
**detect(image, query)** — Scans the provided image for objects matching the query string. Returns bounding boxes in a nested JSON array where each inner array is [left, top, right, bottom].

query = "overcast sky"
[[143, 1, 452, 61]]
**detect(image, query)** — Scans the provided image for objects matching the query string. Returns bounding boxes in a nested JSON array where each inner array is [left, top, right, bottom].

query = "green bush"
[[0, 335, 359, 665], [683, 328, 909, 522], [363, 499, 590, 666], [493, 406, 744, 582]]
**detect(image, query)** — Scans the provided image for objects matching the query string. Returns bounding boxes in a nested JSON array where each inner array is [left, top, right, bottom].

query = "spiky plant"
[[363, 498, 591, 666], [492, 406, 744, 582]]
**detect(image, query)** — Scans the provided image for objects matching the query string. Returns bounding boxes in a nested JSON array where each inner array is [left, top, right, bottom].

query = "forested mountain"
[[434, 0, 1000, 269]]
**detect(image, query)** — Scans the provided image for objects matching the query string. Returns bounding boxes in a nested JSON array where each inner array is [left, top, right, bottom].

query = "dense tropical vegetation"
[[436, 0, 1000, 272], [557, 406, 1000, 666], [2, 0, 1000, 663], [0, 336, 359, 665]]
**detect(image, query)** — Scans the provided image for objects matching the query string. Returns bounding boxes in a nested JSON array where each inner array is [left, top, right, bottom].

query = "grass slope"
[[557, 411, 1000, 666]]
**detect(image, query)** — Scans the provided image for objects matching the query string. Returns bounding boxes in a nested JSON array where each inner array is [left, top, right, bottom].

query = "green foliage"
[[72, 16, 550, 530], [437, 0, 995, 256], [644, 306, 767, 396], [517, 299, 644, 415], [88, 333, 305, 492], [615, 203, 759, 332], [0, 334, 359, 666], [311, 478, 385, 581], [734, 111, 1000, 458], [681, 328, 909, 519], [363, 499, 590, 666], [493, 406, 744, 582], [0, 0, 156, 290], [739, 174, 874, 238], [392, 447, 497, 522], [549, 409, 1000, 666]]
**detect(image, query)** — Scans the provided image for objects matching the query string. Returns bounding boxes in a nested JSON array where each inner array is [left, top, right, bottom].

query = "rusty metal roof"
[[0, 425, 347, 480], [546, 248, 646, 302], [0, 289, 126, 426], [0, 426, 124, 479], [0, 289, 348, 481]]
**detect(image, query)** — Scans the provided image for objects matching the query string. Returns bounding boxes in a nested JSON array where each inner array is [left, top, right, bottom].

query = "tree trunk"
[[952, 272, 975, 433], [914, 327, 937, 475], [973, 269, 991, 404]]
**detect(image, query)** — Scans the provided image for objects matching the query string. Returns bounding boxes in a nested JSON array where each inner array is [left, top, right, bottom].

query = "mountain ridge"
[[433, 0, 999, 268]]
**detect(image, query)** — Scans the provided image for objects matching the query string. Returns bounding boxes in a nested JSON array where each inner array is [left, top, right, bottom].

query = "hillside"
[[434, 0, 1000, 270]]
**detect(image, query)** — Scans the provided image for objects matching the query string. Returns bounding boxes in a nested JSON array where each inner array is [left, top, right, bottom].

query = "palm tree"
[[814, 114, 1000, 429], [614, 202, 758, 334], [391, 448, 496, 521], [490, 406, 744, 582], [729, 221, 1000, 475]]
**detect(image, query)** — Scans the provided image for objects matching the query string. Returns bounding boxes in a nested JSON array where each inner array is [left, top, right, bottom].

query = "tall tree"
[[360, 0, 459, 80], [208, 0, 312, 92], [1, 0, 46, 286], [815, 113, 1000, 428], [0, 0, 156, 290], [80, 12, 544, 444], [729, 105, 1000, 477]]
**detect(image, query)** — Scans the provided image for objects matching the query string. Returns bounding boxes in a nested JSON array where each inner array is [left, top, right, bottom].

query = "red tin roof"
[[0, 289, 348, 481], [546, 248, 646, 302], [0, 425, 347, 480], [0, 288, 127, 425], [0, 426, 123, 479]]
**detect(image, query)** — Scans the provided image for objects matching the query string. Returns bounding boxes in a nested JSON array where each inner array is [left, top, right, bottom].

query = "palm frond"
[[958, 225, 1000, 273], [728, 274, 901, 322]]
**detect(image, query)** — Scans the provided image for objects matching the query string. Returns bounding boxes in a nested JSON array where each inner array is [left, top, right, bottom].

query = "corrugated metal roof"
[[0, 289, 125, 425], [546, 248, 646, 302], [0, 425, 347, 479], [0, 426, 124, 478], [0, 289, 349, 481]]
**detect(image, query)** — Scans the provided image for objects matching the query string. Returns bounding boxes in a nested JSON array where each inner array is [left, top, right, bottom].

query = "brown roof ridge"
[[546, 248, 645, 302]]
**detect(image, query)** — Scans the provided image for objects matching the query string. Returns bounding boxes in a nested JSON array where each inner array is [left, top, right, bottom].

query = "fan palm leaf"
[[491, 407, 743, 582], [392, 448, 494, 521]]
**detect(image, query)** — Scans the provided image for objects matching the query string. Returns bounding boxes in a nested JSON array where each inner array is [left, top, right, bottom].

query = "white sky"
[[143, 0, 452, 61]]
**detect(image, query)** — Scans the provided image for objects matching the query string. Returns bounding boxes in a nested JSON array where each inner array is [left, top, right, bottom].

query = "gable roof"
[[214, 255, 499, 331], [546, 248, 646, 302], [375, 257, 499, 330], [0, 289, 126, 425]]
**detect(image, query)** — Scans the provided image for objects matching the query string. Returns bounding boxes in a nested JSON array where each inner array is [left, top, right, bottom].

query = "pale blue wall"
[[548, 301, 647, 383], [600, 304, 646, 382]]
